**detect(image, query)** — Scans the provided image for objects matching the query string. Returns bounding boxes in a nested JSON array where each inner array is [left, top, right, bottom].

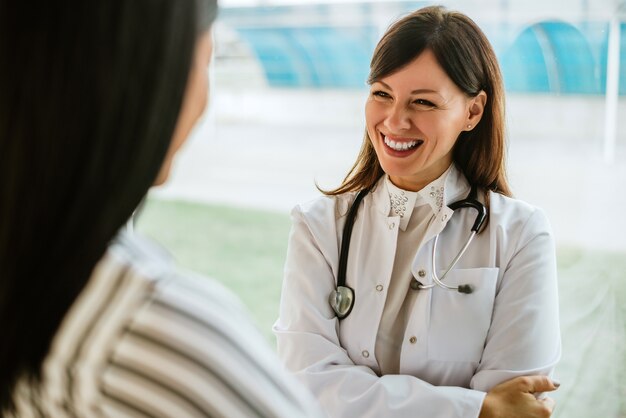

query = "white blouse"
[[376, 168, 451, 374]]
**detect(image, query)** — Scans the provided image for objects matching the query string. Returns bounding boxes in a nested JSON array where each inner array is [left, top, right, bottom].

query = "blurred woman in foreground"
[[0, 1, 321, 416]]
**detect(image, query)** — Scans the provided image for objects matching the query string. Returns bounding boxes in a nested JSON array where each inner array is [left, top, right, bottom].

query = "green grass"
[[137, 197, 626, 418]]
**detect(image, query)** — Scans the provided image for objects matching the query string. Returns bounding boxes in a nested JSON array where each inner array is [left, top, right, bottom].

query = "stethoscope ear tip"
[[457, 284, 473, 294]]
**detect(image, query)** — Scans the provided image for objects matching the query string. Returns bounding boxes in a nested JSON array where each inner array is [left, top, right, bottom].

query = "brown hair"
[[322, 5, 511, 198]]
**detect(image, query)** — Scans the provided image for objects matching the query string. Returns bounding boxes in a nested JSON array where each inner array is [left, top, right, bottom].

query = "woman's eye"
[[372, 90, 391, 99], [413, 99, 435, 107]]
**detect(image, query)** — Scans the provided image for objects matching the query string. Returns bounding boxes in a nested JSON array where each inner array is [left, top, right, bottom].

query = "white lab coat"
[[274, 166, 561, 418]]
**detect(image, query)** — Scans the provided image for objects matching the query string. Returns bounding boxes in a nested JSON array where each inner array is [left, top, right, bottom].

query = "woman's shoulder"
[[290, 191, 362, 237], [83, 234, 322, 416], [30, 232, 263, 417], [294, 191, 357, 219], [106, 232, 276, 357], [291, 180, 386, 239], [487, 191, 552, 236]]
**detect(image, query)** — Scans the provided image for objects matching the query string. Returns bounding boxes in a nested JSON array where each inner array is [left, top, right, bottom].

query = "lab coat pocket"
[[427, 267, 499, 363]]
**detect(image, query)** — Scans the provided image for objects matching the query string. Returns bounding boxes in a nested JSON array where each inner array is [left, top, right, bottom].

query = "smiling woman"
[[365, 49, 487, 192], [274, 5, 561, 418]]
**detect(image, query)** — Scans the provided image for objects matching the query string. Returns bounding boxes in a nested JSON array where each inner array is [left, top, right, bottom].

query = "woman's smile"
[[382, 134, 424, 155]]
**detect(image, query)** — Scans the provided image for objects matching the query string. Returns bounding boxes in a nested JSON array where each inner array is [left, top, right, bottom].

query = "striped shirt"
[[9, 232, 322, 418]]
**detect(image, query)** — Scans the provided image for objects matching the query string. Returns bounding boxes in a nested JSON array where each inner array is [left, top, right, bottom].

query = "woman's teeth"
[[384, 136, 423, 151]]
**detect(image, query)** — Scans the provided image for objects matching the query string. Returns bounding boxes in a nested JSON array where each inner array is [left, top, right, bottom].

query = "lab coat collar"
[[373, 164, 471, 220], [442, 164, 472, 205]]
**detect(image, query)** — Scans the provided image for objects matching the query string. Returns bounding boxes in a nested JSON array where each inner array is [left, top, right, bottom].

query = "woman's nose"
[[384, 104, 411, 132]]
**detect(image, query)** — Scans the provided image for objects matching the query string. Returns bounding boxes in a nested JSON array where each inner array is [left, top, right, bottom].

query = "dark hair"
[[324, 5, 511, 198], [0, 0, 217, 411]]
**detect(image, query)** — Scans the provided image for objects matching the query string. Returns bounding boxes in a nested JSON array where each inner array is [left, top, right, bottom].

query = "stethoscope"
[[329, 185, 487, 319]]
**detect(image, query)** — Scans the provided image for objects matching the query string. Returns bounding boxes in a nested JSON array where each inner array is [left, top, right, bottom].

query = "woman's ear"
[[465, 90, 487, 130]]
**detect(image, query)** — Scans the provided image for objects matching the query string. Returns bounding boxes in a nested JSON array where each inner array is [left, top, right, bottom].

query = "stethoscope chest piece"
[[329, 286, 355, 319]]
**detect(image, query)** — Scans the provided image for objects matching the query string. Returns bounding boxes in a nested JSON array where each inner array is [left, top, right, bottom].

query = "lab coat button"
[[388, 222, 395, 230], [442, 214, 448, 221], [410, 279, 420, 290], [418, 269, 426, 278], [362, 350, 370, 358], [375, 284, 383, 292], [409, 336, 417, 344]]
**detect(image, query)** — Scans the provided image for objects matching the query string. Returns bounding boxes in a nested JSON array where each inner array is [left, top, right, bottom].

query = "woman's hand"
[[479, 375, 559, 418]]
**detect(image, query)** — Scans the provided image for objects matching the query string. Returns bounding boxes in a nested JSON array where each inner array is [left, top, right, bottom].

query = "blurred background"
[[137, 0, 626, 416]]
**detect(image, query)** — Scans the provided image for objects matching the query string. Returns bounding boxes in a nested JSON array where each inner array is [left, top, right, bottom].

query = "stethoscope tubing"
[[417, 230, 477, 292], [330, 184, 487, 319], [331, 187, 370, 319]]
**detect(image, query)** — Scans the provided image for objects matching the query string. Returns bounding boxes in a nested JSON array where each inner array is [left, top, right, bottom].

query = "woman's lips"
[[382, 134, 424, 155]]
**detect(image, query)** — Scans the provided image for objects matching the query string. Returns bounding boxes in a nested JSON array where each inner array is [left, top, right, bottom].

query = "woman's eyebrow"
[[374, 80, 440, 95], [410, 88, 439, 95]]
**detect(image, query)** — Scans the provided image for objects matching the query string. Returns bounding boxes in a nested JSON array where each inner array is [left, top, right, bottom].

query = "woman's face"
[[154, 30, 213, 186], [365, 49, 486, 191]]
